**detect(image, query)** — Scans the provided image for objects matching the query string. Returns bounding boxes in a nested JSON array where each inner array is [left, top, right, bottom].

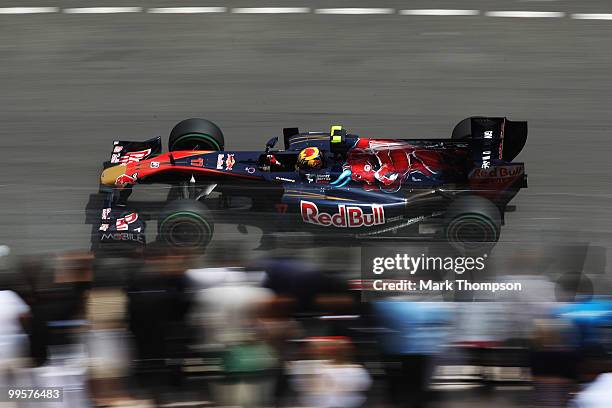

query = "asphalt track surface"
[[2, 1, 612, 281]]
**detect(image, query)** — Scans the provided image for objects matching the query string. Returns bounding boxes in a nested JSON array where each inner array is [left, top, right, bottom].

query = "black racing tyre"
[[169, 118, 224, 151], [158, 200, 214, 249], [445, 195, 501, 254]]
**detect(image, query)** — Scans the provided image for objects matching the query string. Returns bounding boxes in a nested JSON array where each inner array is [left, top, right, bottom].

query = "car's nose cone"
[[100, 164, 127, 186]]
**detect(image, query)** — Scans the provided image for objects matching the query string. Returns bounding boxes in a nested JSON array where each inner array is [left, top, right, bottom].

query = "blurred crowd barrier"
[[0, 242, 611, 408]]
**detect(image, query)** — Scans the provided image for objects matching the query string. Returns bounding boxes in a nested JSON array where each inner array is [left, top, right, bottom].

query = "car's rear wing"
[[451, 117, 528, 164], [104, 136, 162, 168]]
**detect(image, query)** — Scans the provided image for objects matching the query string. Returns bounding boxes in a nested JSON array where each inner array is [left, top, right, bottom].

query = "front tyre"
[[169, 118, 225, 151], [445, 196, 501, 254], [158, 200, 214, 250]]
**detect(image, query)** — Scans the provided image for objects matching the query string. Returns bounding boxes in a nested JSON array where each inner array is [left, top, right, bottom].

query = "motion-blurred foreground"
[[0, 242, 611, 408]]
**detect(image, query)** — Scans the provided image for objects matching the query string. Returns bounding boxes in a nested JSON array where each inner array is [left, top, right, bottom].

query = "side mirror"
[[265, 136, 278, 152]]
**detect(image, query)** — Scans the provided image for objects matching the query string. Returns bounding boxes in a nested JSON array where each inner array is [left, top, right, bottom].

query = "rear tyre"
[[169, 118, 225, 151], [445, 196, 501, 254], [158, 200, 214, 250]]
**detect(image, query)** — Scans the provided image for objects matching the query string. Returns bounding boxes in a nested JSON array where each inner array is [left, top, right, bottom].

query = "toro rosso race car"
[[92, 117, 527, 254]]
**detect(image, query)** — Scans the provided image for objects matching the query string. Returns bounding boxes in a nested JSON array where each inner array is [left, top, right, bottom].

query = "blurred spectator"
[[571, 372, 612, 408], [556, 298, 612, 381], [18, 257, 52, 366], [570, 338, 612, 408], [18, 252, 91, 367], [374, 299, 450, 408], [188, 242, 263, 349], [197, 279, 278, 406], [0, 246, 31, 385], [85, 277, 134, 406], [529, 318, 579, 407], [187, 243, 307, 406], [255, 296, 303, 406], [0, 288, 30, 386], [48, 252, 92, 351], [262, 254, 347, 314], [13, 252, 94, 407], [127, 243, 195, 385], [289, 336, 371, 408], [186, 241, 262, 292]]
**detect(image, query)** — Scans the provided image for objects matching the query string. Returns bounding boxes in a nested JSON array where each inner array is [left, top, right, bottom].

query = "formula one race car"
[[91, 117, 527, 254]]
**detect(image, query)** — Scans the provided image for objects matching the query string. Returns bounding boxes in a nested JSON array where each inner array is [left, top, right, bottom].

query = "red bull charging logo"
[[115, 173, 138, 187]]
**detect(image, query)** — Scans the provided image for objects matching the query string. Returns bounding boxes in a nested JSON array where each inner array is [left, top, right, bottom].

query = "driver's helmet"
[[297, 147, 323, 171]]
